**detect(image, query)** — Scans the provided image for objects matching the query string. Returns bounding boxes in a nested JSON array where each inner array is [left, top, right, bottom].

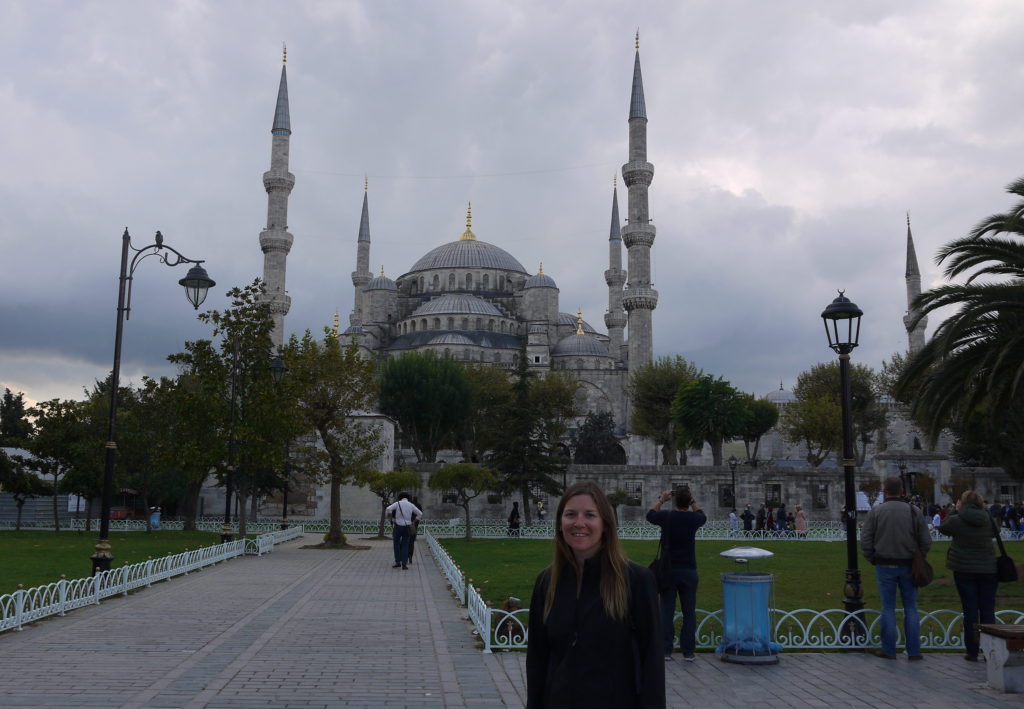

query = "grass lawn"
[[0, 530, 224, 595], [439, 537, 1024, 612]]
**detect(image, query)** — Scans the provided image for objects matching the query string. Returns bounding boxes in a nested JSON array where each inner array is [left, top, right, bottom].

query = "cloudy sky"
[[3, 0, 1023, 407]]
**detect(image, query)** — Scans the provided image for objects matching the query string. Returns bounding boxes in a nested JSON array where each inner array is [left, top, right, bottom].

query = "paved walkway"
[[0, 533, 1017, 708]]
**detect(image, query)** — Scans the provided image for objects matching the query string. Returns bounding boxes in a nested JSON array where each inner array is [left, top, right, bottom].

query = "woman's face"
[[561, 493, 604, 561]]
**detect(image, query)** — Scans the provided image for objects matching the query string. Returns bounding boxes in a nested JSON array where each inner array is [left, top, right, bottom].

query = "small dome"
[[366, 274, 397, 291], [343, 324, 363, 335], [551, 334, 610, 358], [558, 312, 597, 334], [524, 272, 557, 289], [428, 333, 475, 346], [412, 294, 504, 318], [528, 323, 547, 334], [766, 382, 796, 404]]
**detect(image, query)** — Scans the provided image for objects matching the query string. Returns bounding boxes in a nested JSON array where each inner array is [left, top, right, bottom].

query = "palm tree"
[[898, 176, 1024, 443]]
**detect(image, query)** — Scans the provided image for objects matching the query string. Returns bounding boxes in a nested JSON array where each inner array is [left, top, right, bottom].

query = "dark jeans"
[[953, 571, 998, 657], [392, 524, 411, 566], [660, 567, 699, 655]]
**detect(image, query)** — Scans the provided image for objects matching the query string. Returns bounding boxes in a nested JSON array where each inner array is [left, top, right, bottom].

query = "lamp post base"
[[91, 540, 114, 576], [842, 569, 866, 648]]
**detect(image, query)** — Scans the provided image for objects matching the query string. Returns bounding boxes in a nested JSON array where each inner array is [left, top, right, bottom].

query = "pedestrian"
[[385, 492, 422, 570], [526, 481, 664, 708], [741, 505, 754, 535], [646, 486, 707, 662], [794, 505, 807, 538], [508, 501, 522, 537], [728, 508, 738, 537], [860, 476, 931, 661], [535, 499, 546, 521], [755, 504, 765, 531], [938, 490, 998, 662], [407, 495, 421, 561]]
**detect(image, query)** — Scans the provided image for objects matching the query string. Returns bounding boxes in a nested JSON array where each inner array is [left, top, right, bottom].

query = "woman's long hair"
[[543, 480, 630, 622]]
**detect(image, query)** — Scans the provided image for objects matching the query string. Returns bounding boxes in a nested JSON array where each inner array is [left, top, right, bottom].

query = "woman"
[[794, 505, 807, 538], [508, 501, 521, 537], [526, 481, 664, 708], [938, 490, 998, 662]]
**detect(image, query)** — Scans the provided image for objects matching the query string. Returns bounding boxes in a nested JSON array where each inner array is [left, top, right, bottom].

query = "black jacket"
[[526, 557, 664, 709]]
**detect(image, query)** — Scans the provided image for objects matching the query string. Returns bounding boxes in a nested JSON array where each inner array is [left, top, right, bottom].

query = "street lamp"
[[92, 229, 214, 575], [821, 290, 865, 644], [727, 454, 739, 508]]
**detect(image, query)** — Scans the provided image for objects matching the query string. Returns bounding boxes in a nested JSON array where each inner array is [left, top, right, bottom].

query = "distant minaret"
[[259, 45, 295, 347], [604, 177, 627, 361], [350, 178, 372, 326], [621, 31, 658, 367], [903, 213, 927, 354]]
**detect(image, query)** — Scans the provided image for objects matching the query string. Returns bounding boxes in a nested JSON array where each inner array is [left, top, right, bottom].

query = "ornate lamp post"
[[821, 290, 865, 644], [727, 454, 739, 508], [92, 229, 214, 574]]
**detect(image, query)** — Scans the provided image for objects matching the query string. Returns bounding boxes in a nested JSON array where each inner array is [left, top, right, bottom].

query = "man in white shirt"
[[385, 492, 423, 570]]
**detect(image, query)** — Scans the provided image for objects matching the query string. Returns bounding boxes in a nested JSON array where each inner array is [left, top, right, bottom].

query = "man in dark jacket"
[[646, 487, 706, 660], [860, 477, 931, 660]]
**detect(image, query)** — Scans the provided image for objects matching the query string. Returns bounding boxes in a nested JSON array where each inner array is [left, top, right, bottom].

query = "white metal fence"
[[420, 529, 1024, 653], [0, 525, 305, 633]]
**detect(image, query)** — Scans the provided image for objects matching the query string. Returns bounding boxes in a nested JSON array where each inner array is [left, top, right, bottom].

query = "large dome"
[[407, 239, 527, 274], [552, 334, 610, 357]]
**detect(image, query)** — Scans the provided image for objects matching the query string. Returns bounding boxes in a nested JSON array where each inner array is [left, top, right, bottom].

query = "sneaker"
[[392, 563, 401, 568], [402, 565, 408, 570], [683, 654, 697, 662], [872, 650, 896, 660], [907, 655, 924, 662]]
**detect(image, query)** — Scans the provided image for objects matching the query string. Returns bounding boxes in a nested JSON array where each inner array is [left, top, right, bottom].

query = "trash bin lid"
[[720, 546, 774, 560]]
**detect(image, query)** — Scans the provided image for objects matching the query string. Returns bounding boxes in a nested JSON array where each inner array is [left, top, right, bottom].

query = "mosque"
[[255, 40, 660, 464]]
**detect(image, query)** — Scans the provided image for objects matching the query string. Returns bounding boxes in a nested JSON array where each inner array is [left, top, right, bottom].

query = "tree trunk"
[[463, 502, 472, 540], [326, 478, 343, 545], [52, 472, 60, 532], [236, 487, 249, 538], [182, 479, 202, 531], [85, 496, 94, 532], [378, 498, 388, 538], [250, 493, 258, 522], [521, 484, 533, 526], [711, 439, 723, 466]]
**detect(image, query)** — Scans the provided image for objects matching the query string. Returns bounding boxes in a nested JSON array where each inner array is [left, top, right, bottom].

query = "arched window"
[[418, 276, 424, 292], [448, 273, 456, 289], [410, 321, 416, 332], [466, 273, 473, 290], [475, 317, 482, 330], [493, 352, 501, 363], [498, 275, 505, 291], [421, 319, 427, 331], [447, 317, 454, 330], [500, 321, 506, 333], [482, 274, 490, 289], [410, 281, 418, 295], [445, 348, 450, 356], [432, 274, 439, 291], [433, 318, 440, 330], [463, 348, 470, 361], [461, 317, 468, 330], [576, 359, 584, 369], [488, 319, 494, 331]]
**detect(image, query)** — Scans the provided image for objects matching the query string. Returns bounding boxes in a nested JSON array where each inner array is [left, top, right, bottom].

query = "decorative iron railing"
[[0, 526, 304, 634]]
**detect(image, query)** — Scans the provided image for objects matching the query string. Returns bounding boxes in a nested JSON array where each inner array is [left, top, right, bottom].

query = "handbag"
[[648, 528, 673, 592], [909, 505, 933, 588], [991, 517, 1019, 583]]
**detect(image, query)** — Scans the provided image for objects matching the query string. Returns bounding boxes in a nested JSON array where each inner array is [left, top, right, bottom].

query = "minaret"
[[621, 31, 658, 367], [259, 45, 295, 347], [903, 213, 927, 354], [350, 178, 372, 326], [604, 177, 627, 361]]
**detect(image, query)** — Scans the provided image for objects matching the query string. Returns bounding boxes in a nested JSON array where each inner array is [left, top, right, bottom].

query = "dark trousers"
[[953, 571, 998, 656], [392, 524, 411, 566], [660, 567, 699, 655]]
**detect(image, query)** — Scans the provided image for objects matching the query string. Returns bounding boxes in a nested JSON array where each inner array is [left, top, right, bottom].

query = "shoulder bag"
[[990, 517, 1019, 583], [648, 519, 673, 592], [909, 505, 933, 588]]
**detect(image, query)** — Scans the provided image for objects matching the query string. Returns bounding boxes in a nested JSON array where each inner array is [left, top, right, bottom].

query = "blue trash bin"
[[149, 510, 161, 530], [718, 571, 782, 664]]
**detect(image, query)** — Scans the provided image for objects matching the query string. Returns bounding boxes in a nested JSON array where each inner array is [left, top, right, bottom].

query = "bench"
[[977, 624, 1024, 693]]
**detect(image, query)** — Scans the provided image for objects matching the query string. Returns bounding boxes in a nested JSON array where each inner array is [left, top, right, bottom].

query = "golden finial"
[[283, 43, 287, 65], [332, 309, 339, 335], [379, 265, 385, 277], [635, 29, 640, 50], [576, 309, 584, 335], [460, 202, 476, 241], [538, 262, 544, 275]]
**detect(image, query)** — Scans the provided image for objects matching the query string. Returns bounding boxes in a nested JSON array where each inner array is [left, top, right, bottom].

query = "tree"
[[671, 375, 747, 466], [428, 463, 497, 539], [366, 469, 421, 538], [571, 411, 625, 464], [0, 451, 51, 530], [739, 396, 779, 464], [378, 351, 472, 462], [779, 395, 841, 467], [25, 398, 83, 531], [897, 176, 1024, 478], [0, 388, 32, 446], [285, 330, 384, 546], [486, 352, 576, 526], [458, 364, 514, 462], [629, 356, 701, 465], [782, 361, 885, 465]]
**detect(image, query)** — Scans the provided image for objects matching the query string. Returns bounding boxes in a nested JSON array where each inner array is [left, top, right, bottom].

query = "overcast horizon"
[[3, 0, 1024, 407]]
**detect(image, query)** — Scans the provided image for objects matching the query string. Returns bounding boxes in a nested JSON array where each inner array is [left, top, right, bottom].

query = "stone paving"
[[0, 533, 1017, 708]]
